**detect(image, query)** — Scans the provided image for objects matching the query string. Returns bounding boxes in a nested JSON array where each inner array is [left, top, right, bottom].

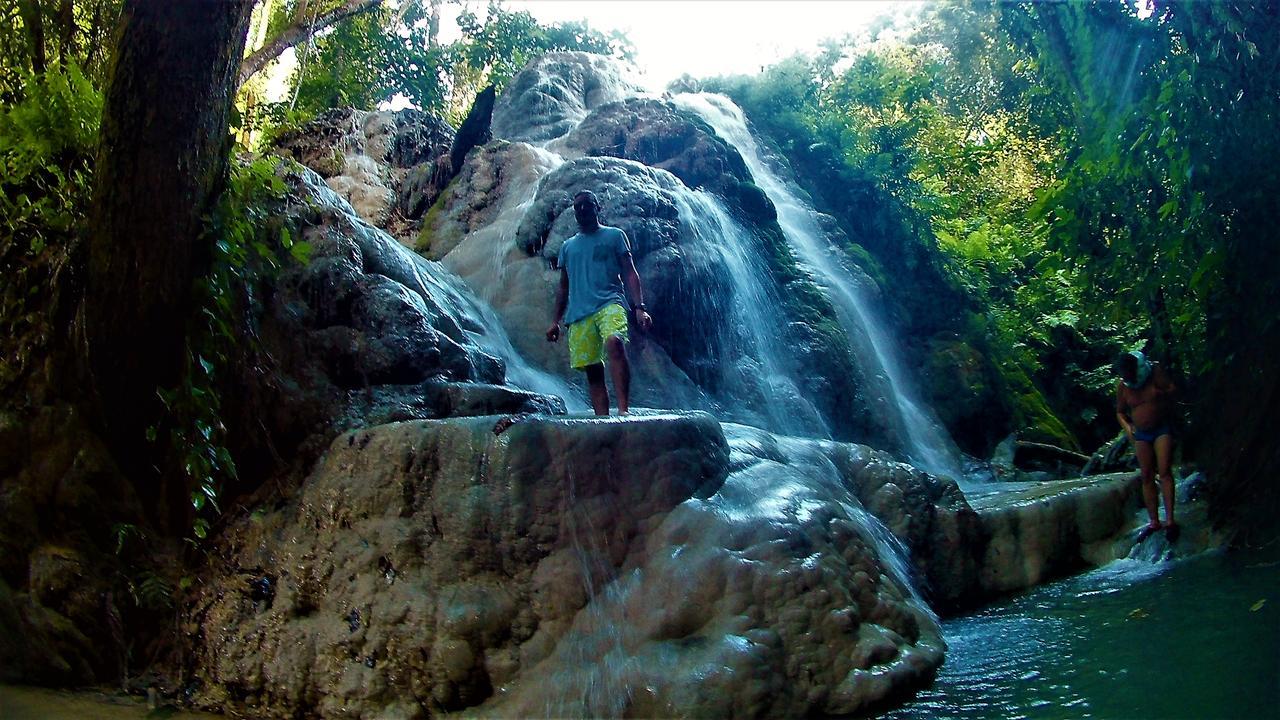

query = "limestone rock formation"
[[969, 475, 1142, 595], [272, 107, 455, 238], [231, 161, 564, 473], [491, 52, 642, 143], [557, 97, 763, 213], [189, 414, 949, 718], [721, 424, 986, 612], [422, 56, 885, 444]]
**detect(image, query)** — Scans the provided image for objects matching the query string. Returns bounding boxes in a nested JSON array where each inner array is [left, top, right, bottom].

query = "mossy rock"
[[1000, 363, 1080, 451]]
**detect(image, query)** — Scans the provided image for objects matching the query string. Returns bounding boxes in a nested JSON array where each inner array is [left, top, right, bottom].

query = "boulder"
[[225, 161, 565, 479], [558, 97, 752, 200], [721, 424, 986, 612], [272, 108, 455, 239], [189, 414, 947, 718], [492, 52, 642, 143], [968, 474, 1141, 595]]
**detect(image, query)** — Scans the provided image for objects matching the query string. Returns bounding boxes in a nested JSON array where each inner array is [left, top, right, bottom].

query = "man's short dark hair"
[[573, 190, 598, 206]]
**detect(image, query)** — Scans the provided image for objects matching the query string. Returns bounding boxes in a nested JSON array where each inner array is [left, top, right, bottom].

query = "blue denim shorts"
[[1133, 426, 1173, 443]]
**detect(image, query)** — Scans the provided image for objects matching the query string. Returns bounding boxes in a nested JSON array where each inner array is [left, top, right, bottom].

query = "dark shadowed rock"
[[452, 85, 496, 175], [558, 97, 783, 227], [921, 338, 1010, 455], [0, 405, 140, 684], [560, 98, 748, 191]]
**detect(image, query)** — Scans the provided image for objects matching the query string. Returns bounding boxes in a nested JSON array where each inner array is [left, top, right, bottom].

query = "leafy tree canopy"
[[267, 0, 633, 126]]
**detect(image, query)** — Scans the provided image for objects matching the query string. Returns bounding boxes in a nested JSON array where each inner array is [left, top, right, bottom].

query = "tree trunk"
[[56, 0, 75, 63], [237, 0, 382, 88], [18, 0, 46, 75], [428, 0, 441, 48], [84, 0, 255, 530]]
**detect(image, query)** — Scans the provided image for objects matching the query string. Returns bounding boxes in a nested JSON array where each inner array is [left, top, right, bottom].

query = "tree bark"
[[17, 0, 46, 75], [237, 0, 382, 88], [84, 0, 255, 526], [428, 0, 441, 48], [56, 0, 75, 63]]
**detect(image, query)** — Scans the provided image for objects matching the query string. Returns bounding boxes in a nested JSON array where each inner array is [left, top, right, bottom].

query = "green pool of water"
[[888, 547, 1280, 719], [0, 685, 213, 719]]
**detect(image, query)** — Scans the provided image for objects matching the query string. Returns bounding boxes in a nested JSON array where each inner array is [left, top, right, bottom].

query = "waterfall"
[[294, 162, 586, 409], [674, 92, 966, 480], [669, 190, 830, 437], [434, 110, 831, 433]]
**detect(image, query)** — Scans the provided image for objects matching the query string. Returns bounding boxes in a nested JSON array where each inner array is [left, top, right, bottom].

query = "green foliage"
[[148, 157, 306, 542], [290, 4, 451, 120], [708, 0, 1279, 453], [1001, 0, 1279, 378], [0, 62, 100, 391], [0, 0, 121, 100], [284, 0, 633, 126], [126, 569, 174, 611]]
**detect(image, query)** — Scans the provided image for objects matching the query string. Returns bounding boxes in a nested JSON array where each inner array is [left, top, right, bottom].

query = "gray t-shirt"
[[559, 225, 632, 325]]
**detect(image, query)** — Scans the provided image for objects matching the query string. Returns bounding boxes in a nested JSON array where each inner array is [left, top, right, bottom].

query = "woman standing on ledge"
[[1115, 350, 1180, 541]]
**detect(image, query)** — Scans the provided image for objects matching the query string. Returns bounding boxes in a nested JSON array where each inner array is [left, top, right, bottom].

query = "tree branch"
[[237, 0, 382, 87]]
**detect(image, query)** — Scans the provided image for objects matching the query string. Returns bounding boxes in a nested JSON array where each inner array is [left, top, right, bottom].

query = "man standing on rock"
[[546, 190, 654, 415], [1115, 350, 1180, 541]]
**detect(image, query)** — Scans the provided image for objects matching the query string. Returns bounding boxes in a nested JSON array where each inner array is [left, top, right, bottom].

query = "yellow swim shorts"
[[568, 303, 629, 370]]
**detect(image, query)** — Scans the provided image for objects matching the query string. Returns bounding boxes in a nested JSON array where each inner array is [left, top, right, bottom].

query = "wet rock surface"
[[235, 162, 563, 474], [189, 414, 951, 718], [423, 54, 878, 443], [967, 474, 1142, 595], [721, 424, 986, 612], [491, 52, 642, 144]]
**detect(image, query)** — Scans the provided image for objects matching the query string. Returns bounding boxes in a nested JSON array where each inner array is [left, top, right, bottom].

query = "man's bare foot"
[[1163, 521, 1180, 542], [1136, 523, 1161, 542]]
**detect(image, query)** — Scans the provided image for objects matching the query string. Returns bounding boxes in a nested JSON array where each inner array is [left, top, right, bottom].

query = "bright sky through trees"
[[503, 1, 919, 90]]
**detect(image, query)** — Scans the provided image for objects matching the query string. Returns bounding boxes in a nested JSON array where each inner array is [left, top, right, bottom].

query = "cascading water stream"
[[435, 104, 832, 432], [303, 163, 585, 408], [674, 92, 967, 480], [670, 190, 830, 437], [427, 262, 585, 407]]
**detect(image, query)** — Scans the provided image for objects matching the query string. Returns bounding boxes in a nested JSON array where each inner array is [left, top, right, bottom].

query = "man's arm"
[[621, 254, 653, 331], [1116, 381, 1134, 439], [546, 267, 569, 342]]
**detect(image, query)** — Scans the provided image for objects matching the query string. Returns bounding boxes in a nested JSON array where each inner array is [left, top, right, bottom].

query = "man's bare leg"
[[1155, 433, 1176, 528], [1135, 440, 1161, 531], [584, 363, 609, 415], [605, 335, 630, 414]]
